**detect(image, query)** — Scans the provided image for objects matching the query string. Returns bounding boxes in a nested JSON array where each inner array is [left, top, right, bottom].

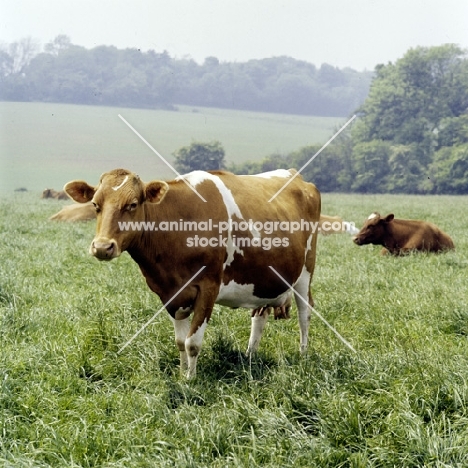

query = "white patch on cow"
[[293, 265, 312, 353], [178, 171, 242, 217], [112, 175, 129, 191], [368, 212, 378, 220], [216, 279, 292, 308], [169, 316, 191, 373], [177, 171, 246, 265], [184, 318, 209, 378], [244, 169, 293, 179], [293, 265, 311, 294], [185, 320, 207, 371], [186, 319, 207, 347], [170, 316, 191, 344], [246, 313, 269, 356], [305, 231, 314, 256]]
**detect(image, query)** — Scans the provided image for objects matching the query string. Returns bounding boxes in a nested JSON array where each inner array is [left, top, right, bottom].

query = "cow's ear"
[[384, 214, 395, 223], [145, 181, 169, 204], [64, 181, 96, 203]]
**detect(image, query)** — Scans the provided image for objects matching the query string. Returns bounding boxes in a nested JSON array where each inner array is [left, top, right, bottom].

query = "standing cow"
[[353, 212, 455, 255], [65, 168, 321, 378]]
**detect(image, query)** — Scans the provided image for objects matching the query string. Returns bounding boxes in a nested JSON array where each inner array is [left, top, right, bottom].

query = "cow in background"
[[319, 214, 359, 236], [49, 203, 96, 222], [353, 212, 454, 255], [42, 188, 69, 200]]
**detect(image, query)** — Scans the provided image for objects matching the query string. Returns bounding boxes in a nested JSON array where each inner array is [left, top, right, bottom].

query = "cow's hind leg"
[[294, 269, 313, 353], [246, 307, 270, 356]]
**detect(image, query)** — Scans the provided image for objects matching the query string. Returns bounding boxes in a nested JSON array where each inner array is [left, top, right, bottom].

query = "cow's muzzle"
[[353, 236, 363, 245], [90, 239, 119, 260]]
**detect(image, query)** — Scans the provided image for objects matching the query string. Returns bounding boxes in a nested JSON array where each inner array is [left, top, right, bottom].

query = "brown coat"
[[353, 212, 454, 255], [64, 168, 321, 377]]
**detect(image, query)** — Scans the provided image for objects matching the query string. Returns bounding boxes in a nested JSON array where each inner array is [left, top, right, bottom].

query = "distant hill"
[[0, 36, 373, 117], [0, 101, 343, 193]]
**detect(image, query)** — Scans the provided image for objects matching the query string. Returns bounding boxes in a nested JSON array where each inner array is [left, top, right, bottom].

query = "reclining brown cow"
[[353, 212, 454, 255], [42, 188, 69, 200], [319, 214, 359, 236], [49, 202, 96, 222]]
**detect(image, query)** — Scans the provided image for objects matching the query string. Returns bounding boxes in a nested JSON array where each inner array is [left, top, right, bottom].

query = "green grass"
[[1, 193, 468, 467], [0, 102, 342, 193]]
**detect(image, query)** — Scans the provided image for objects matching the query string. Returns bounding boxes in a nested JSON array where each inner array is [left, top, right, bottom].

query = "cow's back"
[[388, 218, 454, 253], [49, 203, 96, 222]]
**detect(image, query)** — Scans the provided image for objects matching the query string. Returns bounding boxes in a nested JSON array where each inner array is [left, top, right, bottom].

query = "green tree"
[[430, 144, 468, 194], [386, 144, 427, 193], [437, 115, 468, 147], [351, 140, 391, 193], [351, 44, 468, 193], [354, 44, 468, 146], [173, 141, 226, 173], [289, 144, 347, 192]]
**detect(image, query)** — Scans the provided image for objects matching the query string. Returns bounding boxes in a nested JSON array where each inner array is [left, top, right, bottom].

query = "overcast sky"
[[1, 0, 467, 71]]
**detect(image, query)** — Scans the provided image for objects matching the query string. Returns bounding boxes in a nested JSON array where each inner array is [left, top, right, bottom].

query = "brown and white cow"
[[65, 168, 321, 378], [49, 203, 97, 222], [42, 188, 69, 200], [353, 212, 455, 255]]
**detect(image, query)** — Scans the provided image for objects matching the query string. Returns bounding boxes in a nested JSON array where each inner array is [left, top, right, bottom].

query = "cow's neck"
[[125, 203, 168, 296], [382, 221, 402, 251]]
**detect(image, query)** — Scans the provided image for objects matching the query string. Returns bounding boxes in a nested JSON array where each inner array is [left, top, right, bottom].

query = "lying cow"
[[65, 168, 321, 378], [49, 203, 96, 222], [353, 212, 455, 255], [319, 214, 359, 236], [42, 188, 69, 200]]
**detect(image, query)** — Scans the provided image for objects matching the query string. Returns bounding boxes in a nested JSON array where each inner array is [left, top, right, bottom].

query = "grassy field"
[[1, 192, 467, 467], [0, 102, 342, 194]]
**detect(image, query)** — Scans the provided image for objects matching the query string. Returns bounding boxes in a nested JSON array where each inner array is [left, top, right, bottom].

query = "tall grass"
[[1, 193, 467, 467]]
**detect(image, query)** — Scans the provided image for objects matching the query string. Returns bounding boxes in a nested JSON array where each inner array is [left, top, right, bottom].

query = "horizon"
[[2, 0, 468, 72]]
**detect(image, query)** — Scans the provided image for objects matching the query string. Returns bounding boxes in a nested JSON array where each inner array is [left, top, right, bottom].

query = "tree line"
[[2, 38, 467, 194], [226, 45, 468, 194], [0, 35, 372, 117]]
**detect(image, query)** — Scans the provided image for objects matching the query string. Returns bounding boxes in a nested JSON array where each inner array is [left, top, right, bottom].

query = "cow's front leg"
[[246, 307, 270, 356], [185, 318, 208, 379], [172, 316, 191, 375], [184, 290, 216, 379]]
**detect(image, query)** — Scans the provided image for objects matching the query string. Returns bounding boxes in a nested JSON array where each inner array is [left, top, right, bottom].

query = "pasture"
[[1, 191, 468, 467], [0, 102, 342, 194]]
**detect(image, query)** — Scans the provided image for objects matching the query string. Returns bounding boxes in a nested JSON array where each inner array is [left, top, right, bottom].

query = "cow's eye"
[[127, 202, 138, 212], [92, 202, 101, 213]]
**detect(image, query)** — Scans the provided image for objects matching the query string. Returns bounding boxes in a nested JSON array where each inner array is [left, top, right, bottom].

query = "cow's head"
[[42, 188, 55, 199], [64, 169, 169, 260], [353, 212, 394, 246]]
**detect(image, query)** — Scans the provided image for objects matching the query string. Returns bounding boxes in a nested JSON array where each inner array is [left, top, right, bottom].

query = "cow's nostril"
[[91, 240, 117, 260]]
